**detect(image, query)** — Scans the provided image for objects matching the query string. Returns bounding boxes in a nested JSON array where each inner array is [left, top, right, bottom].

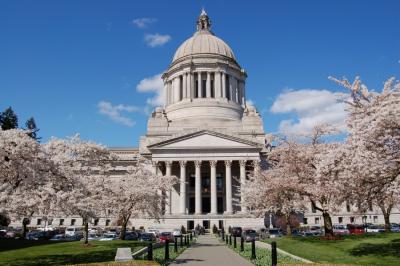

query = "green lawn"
[[217, 235, 300, 265], [264, 233, 400, 265], [0, 239, 146, 266]]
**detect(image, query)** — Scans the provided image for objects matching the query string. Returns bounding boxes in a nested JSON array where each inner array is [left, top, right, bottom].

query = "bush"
[[212, 224, 218, 234], [181, 225, 186, 234]]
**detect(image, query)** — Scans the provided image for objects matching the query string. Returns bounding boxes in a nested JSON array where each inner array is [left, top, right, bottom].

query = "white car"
[[366, 225, 385, 233], [172, 229, 182, 237], [147, 228, 159, 237], [65, 227, 83, 237], [333, 225, 349, 235], [99, 233, 117, 241]]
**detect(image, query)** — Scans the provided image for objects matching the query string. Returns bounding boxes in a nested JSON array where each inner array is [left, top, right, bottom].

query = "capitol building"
[[123, 9, 267, 230]]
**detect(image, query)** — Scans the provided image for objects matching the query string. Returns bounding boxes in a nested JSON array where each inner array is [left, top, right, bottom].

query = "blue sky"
[[1, 0, 399, 146]]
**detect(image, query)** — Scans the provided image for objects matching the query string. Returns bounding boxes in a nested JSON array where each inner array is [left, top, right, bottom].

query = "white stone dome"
[[172, 31, 236, 62]]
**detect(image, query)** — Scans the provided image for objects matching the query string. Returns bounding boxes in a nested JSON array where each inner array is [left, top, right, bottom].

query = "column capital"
[[239, 160, 247, 167], [179, 160, 187, 167], [194, 160, 202, 168], [210, 160, 217, 167], [165, 161, 172, 167], [224, 160, 232, 167]]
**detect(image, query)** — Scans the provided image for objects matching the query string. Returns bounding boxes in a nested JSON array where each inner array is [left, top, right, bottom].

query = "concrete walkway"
[[170, 235, 253, 266]]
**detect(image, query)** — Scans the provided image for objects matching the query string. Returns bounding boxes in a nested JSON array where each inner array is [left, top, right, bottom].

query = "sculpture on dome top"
[[196, 8, 212, 31]]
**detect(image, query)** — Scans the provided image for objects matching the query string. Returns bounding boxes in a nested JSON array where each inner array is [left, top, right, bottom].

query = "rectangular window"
[[368, 203, 373, 212], [303, 218, 308, 225], [350, 217, 355, 223], [106, 219, 111, 227], [311, 203, 316, 213], [373, 216, 378, 223], [195, 79, 198, 98], [211, 74, 215, 98], [216, 174, 223, 191], [94, 219, 99, 226], [338, 217, 343, 224], [59, 219, 64, 226], [362, 216, 367, 223], [37, 219, 42, 226], [346, 204, 351, 212], [179, 76, 183, 101], [48, 219, 53, 226], [315, 217, 320, 224], [70, 219, 76, 226]]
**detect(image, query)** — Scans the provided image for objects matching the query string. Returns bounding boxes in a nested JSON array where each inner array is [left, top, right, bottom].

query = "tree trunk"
[[322, 212, 333, 237], [285, 213, 292, 236], [83, 218, 89, 245], [379, 203, 392, 232], [22, 218, 29, 240], [120, 214, 131, 240]]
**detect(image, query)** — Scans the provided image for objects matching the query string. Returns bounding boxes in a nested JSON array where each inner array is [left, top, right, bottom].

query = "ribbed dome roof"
[[172, 9, 236, 63], [173, 31, 236, 62]]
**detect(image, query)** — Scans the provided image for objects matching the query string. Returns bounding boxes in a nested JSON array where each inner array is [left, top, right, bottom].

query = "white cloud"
[[136, 73, 165, 107], [132, 18, 157, 29], [270, 89, 348, 135], [144, 33, 171, 47], [97, 101, 140, 127]]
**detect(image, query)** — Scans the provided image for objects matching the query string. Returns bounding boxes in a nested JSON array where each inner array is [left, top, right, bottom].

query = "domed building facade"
[[134, 10, 267, 230]]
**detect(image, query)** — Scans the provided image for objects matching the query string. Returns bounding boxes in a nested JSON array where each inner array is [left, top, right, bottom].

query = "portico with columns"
[[138, 9, 267, 230]]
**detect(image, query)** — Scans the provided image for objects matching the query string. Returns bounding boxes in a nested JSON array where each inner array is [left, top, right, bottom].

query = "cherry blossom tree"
[[106, 157, 178, 240], [0, 129, 62, 238], [330, 76, 400, 231], [44, 135, 114, 244]]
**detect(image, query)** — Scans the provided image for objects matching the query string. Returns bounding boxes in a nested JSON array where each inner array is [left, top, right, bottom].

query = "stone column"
[[229, 75, 234, 102], [174, 77, 180, 103], [170, 81, 174, 104], [165, 161, 172, 215], [183, 73, 187, 99], [222, 73, 226, 99], [197, 72, 202, 98], [179, 161, 187, 214], [215, 72, 221, 98], [206, 72, 211, 98], [190, 72, 194, 99], [239, 160, 247, 212], [210, 160, 217, 214], [195, 161, 202, 214], [225, 160, 233, 214]]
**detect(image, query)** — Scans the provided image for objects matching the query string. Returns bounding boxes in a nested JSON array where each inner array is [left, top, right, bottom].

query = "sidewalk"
[[170, 235, 253, 266]]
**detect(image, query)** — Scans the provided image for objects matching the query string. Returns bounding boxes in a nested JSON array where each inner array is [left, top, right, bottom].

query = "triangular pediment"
[[148, 130, 261, 150]]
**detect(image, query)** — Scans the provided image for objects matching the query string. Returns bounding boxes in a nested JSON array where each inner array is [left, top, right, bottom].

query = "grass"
[[263, 233, 400, 265], [0, 239, 146, 266], [217, 235, 300, 266]]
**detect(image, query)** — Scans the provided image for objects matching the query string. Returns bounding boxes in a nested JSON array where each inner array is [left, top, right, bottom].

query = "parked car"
[[65, 227, 83, 237], [99, 233, 117, 241], [391, 224, 400, 233], [347, 224, 365, 235], [242, 229, 259, 242], [139, 233, 156, 242], [124, 231, 139, 240], [50, 234, 66, 241], [333, 224, 350, 235], [147, 228, 159, 237], [301, 231, 315, 237], [309, 226, 323, 236], [267, 228, 283, 238], [26, 230, 52, 240], [159, 232, 174, 243], [231, 227, 242, 237], [172, 229, 182, 237], [366, 225, 385, 233]]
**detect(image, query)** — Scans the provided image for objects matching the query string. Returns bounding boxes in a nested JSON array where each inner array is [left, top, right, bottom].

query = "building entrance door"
[[202, 220, 210, 229]]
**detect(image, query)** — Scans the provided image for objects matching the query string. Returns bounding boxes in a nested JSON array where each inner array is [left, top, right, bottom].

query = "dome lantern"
[[197, 8, 212, 32]]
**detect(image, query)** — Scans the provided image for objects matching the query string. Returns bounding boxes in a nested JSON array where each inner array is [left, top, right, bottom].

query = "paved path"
[[170, 235, 253, 266]]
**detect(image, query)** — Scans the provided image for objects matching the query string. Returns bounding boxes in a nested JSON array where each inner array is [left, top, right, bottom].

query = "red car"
[[347, 224, 365, 235], [159, 232, 174, 243]]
